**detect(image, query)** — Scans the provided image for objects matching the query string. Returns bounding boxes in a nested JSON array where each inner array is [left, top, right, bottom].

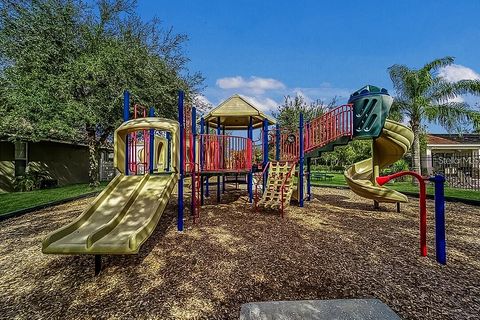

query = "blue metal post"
[[430, 174, 447, 265], [299, 113, 304, 207], [275, 123, 280, 161], [216, 117, 221, 203], [262, 119, 269, 192], [247, 116, 253, 203], [205, 122, 210, 197], [149, 107, 155, 174], [177, 91, 184, 231], [123, 90, 130, 175], [307, 157, 311, 201], [166, 132, 171, 172], [191, 107, 197, 215], [200, 118, 205, 205]]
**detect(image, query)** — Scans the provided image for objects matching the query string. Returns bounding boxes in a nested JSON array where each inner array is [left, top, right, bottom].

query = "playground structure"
[[42, 85, 448, 273]]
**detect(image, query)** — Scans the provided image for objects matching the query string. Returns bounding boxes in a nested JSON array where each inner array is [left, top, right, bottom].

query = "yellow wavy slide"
[[344, 119, 414, 203], [42, 172, 177, 254]]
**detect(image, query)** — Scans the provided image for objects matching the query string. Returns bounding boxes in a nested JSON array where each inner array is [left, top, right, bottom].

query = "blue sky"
[[137, 0, 480, 132]]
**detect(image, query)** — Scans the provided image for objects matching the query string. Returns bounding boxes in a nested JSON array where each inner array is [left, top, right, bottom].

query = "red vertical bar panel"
[[216, 136, 219, 170], [327, 111, 330, 143], [223, 135, 226, 170], [333, 110, 335, 140], [206, 135, 210, 171]]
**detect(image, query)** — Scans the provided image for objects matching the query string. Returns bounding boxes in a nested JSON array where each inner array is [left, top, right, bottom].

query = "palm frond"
[[388, 64, 412, 98], [424, 101, 473, 132], [470, 110, 480, 133], [421, 56, 454, 73], [429, 79, 480, 102], [389, 100, 404, 122]]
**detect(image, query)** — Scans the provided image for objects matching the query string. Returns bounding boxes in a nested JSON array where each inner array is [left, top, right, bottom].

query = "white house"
[[424, 134, 480, 181]]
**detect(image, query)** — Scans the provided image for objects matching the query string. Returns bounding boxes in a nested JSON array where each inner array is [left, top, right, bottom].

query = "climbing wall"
[[257, 161, 296, 216]]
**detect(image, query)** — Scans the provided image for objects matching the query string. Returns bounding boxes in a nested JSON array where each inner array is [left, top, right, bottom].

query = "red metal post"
[[376, 171, 428, 257]]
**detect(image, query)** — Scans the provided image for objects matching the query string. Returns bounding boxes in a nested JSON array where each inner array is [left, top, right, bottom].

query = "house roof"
[[0, 135, 113, 150], [203, 94, 276, 129], [427, 133, 480, 145], [427, 135, 458, 145]]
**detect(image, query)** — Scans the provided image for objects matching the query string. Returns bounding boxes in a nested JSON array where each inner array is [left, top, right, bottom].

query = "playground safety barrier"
[[197, 134, 252, 172], [278, 104, 353, 161]]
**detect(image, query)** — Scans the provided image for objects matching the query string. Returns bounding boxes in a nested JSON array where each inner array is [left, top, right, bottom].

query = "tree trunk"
[[87, 128, 100, 187], [411, 122, 421, 184]]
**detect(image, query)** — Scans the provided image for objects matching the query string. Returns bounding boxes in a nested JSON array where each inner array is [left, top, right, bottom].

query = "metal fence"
[[423, 155, 480, 191], [99, 159, 115, 182]]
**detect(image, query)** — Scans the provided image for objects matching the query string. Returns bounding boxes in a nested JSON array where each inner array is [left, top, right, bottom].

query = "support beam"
[[307, 157, 311, 201], [191, 107, 197, 215], [431, 174, 447, 265], [217, 117, 221, 203], [123, 90, 130, 175], [177, 91, 184, 231], [275, 123, 280, 161], [262, 119, 269, 193], [299, 113, 304, 207], [200, 118, 205, 205], [205, 122, 210, 197], [247, 116, 253, 203], [201, 176, 205, 206], [149, 106, 155, 174], [222, 126, 226, 194]]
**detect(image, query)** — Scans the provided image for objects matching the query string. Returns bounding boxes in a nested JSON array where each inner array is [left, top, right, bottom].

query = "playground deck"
[[0, 187, 479, 319]]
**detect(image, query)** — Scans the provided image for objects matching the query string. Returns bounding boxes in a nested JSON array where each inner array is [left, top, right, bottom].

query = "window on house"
[[14, 141, 28, 176]]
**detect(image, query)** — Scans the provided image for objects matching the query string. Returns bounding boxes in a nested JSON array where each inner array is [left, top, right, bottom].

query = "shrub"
[[13, 169, 52, 192]]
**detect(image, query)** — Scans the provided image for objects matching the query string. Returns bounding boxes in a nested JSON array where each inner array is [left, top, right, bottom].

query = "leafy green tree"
[[0, 0, 203, 186], [472, 105, 480, 133], [388, 56, 480, 176], [0, 0, 82, 141], [273, 94, 337, 131], [318, 140, 371, 170]]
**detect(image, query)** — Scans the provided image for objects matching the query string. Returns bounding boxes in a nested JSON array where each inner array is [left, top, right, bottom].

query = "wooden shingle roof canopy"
[[203, 94, 276, 129]]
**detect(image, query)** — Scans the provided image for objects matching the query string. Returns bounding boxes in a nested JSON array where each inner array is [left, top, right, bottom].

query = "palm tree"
[[388, 56, 480, 176]]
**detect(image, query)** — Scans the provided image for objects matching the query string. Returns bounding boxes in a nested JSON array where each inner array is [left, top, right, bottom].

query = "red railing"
[[128, 104, 150, 174], [305, 104, 353, 153], [279, 129, 299, 161], [197, 134, 252, 172], [279, 104, 353, 161]]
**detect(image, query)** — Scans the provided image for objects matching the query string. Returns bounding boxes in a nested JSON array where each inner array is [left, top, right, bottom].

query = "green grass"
[[310, 172, 479, 202], [0, 182, 107, 216]]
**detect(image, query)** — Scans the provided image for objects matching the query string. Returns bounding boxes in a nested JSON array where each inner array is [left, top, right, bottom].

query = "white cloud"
[[216, 76, 285, 94], [291, 84, 352, 103], [193, 94, 213, 112], [438, 64, 480, 82], [241, 95, 279, 112], [205, 76, 354, 115], [292, 89, 312, 103]]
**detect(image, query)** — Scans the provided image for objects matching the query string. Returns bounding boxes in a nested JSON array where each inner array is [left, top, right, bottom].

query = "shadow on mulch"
[[0, 187, 479, 320], [313, 194, 399, 213]]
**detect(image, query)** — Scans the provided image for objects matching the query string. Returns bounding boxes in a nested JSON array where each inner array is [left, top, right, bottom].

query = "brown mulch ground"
[[0, 186, 479, 320]]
